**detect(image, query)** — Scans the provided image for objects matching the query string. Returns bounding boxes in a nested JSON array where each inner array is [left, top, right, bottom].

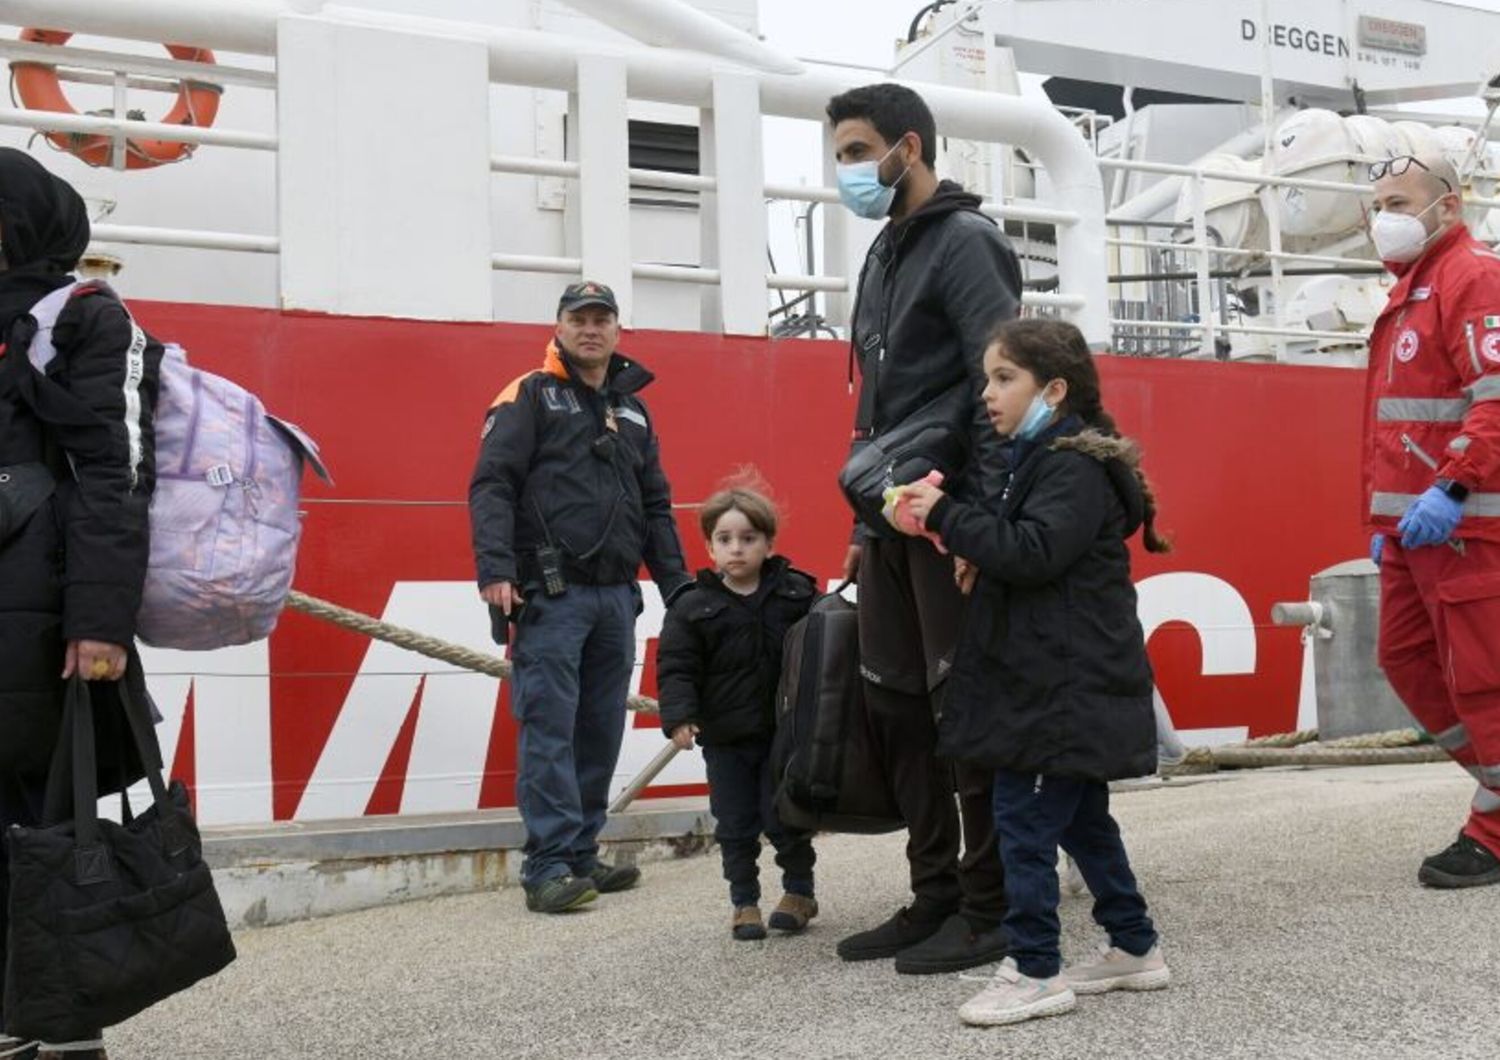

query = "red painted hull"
[[129, 301, 1368, 822]]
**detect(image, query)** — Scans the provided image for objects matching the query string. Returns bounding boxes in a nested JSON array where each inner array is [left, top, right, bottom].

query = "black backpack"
[[771, 590, 902, 834]]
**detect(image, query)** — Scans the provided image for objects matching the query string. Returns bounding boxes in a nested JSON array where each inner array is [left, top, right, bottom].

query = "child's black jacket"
[[925, 419, 1157, 781], [656, 556, 817, 745]]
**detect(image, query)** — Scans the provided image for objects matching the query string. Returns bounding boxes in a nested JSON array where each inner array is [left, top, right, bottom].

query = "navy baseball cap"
[[557, 280, 619, 315]]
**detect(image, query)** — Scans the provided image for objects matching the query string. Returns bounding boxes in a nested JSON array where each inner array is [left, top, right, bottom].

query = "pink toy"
[[882, 470, 947, 552]]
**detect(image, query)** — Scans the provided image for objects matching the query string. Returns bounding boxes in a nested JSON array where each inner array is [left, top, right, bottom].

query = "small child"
[[656, 481, 819, 940], [893, 317, 1173, 1027]]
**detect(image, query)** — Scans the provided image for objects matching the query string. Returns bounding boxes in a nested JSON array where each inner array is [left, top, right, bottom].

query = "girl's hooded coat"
[[925, 418, 1158, 782]]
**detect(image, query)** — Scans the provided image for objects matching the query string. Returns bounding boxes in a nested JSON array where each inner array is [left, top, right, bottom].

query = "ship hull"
[[128, 301, 1368, 825]]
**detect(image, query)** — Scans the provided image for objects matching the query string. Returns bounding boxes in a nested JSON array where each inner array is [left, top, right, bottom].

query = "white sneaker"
[[1059, 854, 1090, 897], [958, 957, 1077, 1027], [1063, 942, 1171, 995]]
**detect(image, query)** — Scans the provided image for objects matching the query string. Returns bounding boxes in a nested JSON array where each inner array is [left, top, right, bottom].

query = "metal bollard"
[[1270, 559, 1412, 740]]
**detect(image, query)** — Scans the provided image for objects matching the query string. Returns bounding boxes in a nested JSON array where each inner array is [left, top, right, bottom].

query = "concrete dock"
[[111, 762, 1496, 1059]]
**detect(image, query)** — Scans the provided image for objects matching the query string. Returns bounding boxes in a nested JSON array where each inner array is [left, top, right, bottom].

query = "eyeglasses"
[[1367, 155, 1454, 194]]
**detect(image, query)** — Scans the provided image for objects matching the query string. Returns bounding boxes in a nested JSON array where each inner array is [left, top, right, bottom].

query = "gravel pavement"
[[108, 763, 1498, 1060]]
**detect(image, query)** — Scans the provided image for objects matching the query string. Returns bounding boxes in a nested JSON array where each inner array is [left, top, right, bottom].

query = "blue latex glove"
[[1371, 533, 1385, 566], [1396, 486, 1464, 549]]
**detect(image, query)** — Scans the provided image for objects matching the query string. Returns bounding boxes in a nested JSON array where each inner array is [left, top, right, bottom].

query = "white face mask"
[[1371, 198, 1444, 264]]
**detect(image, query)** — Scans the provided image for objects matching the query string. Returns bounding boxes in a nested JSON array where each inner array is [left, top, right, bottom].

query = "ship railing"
[[0, 37, 278, 254], [0, 10, 1110, 341], [1098, 155, 1500, 359], [486, 152, 1085, 314]]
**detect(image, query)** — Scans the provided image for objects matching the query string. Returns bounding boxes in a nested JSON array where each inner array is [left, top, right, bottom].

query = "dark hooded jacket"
[[655, 557, 817, 746], [849, 180, 1023, 531], [0, 148, 161, 781], [924, 417, 1157, 782]]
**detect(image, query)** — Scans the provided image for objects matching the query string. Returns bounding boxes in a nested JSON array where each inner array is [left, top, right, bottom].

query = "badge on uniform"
[[542, 386, 581, 414], [1395, 328, 1420, 363], [1484, 315, 1500, 329]]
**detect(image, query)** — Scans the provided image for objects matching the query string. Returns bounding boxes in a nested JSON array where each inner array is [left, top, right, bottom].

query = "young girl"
[[895, 317, 1172, 1027], [656, 481, 819, 940]]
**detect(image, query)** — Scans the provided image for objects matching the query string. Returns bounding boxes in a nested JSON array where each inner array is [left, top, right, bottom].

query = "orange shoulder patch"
[[490, 369, 542, 409]]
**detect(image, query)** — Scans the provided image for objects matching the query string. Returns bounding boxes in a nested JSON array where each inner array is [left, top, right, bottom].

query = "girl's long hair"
[[988, 317, 1173, 553]]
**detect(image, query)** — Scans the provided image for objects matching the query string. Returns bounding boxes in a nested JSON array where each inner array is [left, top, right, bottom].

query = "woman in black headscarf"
[[0, 148, 162, 1060]]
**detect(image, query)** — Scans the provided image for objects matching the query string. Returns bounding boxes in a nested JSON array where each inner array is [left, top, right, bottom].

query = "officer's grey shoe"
[[524, 875, 599, 913], [584, 861, 641, 894]]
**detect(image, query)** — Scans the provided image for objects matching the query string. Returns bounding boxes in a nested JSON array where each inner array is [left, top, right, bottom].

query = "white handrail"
[[0, 38, 275, 90], [1105, 236, 1376, 271], [0, 107, 276, 151], [491, 156, 1082, 227], [92, 223, 278, 253], [1112, 318, 1367, 345]]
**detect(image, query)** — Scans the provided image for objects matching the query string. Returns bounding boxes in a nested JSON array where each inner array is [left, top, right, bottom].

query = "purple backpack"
[[27, 281, 331, 650]]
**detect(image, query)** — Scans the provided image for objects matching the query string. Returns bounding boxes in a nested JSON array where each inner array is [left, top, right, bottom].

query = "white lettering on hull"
[[138, 573, 1304, 824]]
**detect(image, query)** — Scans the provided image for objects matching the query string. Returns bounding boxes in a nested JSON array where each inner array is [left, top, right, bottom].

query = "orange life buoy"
[[11, 28, 222, 170]]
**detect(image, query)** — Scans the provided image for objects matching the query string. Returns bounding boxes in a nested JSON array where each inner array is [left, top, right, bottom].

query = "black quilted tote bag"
[[4, 672, 236, 1042]]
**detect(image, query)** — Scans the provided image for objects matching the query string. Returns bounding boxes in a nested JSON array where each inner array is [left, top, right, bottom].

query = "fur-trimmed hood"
[[1051, 428, 1146, 538]]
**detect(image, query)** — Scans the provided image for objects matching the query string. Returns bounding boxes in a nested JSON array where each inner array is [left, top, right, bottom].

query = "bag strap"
[[40, 674, 85, 828], [116, 668, 190, 856], [24, 280, 94, 376], [42, 675, 111, 883], [117, 675, 171, 810]]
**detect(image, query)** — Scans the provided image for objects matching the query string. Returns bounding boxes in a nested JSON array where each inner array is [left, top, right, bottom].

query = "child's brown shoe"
[[732, 905, 767, 940], [767, 893, 818, 932]]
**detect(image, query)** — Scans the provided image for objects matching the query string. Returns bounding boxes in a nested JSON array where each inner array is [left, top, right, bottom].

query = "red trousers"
[[1378, 537, 1500, 857]]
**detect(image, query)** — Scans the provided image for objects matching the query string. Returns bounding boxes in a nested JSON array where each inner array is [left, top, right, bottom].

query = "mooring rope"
[[1173, 726, 1441, 771], [285, 591, 660, 714], [286, 591, 1447, 766]]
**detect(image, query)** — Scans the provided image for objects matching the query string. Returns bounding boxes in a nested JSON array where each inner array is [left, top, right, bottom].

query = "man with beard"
[[827, 83, 1020, 973]]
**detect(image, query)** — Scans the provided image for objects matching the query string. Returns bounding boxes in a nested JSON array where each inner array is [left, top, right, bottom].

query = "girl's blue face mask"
[[836, 139, 911, 220], [1013, 392, 1058, 441]]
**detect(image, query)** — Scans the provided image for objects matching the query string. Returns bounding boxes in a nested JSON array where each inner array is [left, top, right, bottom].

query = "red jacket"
[[1364, 223, 1500, 542]]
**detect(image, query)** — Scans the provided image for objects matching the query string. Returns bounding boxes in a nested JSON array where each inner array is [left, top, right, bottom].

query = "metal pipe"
[[491, 253, 581, 275], [1023, 292, 1087, 310], [91, 223, 278, 253], [633, 262, 721, 285], [1101, 157, 1373, 195], [563, 0, 804, 76], [1111, 319, 1363, 344], [607, 743, 681, 816], [1109, 265, 1385, 284], [1271, 601, 1327, 628], [1105, 236, 1373, 270], [0, 0, 291, 54], [0, 108, 275, 150], [767, 273, 846, 292], [0, 39, 274, 89], [55, 69, 180, 94]]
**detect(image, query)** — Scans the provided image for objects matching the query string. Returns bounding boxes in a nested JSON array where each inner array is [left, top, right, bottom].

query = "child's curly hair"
[[698, 467, 781, 541]]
